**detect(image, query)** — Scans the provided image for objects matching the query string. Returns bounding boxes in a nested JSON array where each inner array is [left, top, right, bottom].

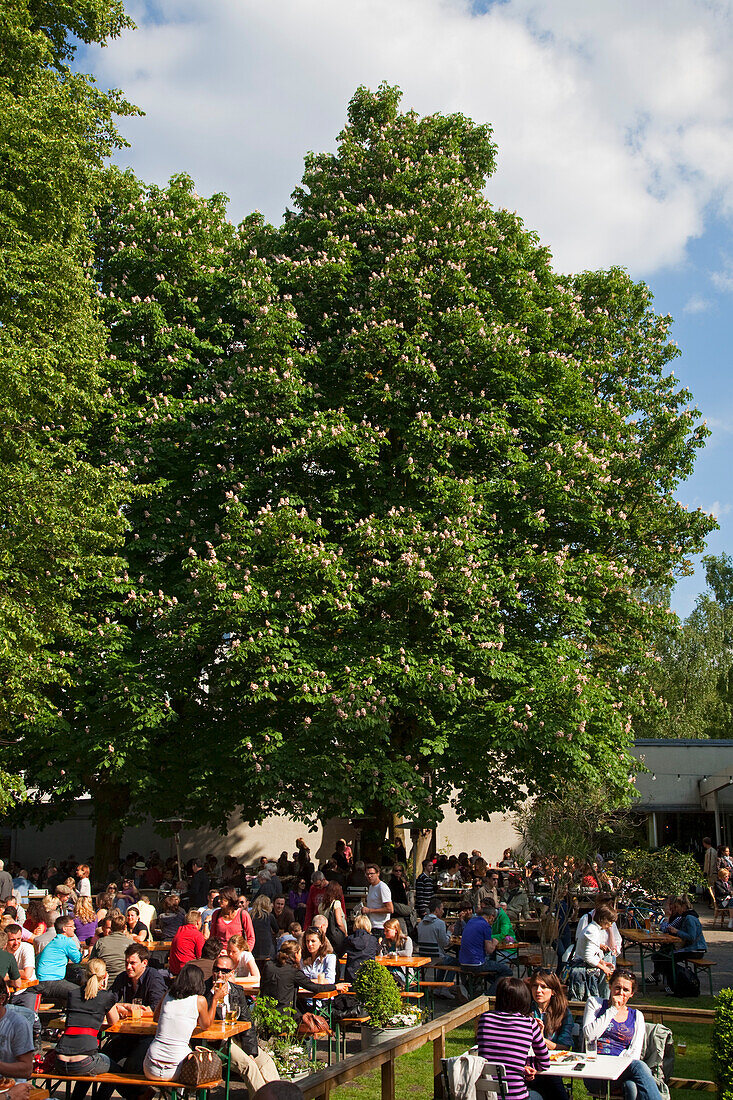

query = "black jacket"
[[260, 960, 337, 1015], [204, 978, 258, 1057], [343, 929, 378, 984], [110, 963, 167, 1010]]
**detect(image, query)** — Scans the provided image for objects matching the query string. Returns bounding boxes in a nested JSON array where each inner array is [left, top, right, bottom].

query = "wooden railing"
[[298, 996, 717, 1100], [300, 995, 489, 1100]]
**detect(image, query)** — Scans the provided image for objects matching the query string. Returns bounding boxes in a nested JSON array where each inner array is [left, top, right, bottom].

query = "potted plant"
[[250, 995, 309, 1080], [354, 960, 423, 1049]]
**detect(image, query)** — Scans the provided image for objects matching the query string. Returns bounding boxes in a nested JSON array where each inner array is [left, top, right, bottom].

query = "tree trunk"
[[361, 802, 392, 863], [92, 780, 130, 886]]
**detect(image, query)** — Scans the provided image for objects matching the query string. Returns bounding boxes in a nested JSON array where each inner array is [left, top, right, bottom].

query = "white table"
[[542, 1053, 626, 1099]]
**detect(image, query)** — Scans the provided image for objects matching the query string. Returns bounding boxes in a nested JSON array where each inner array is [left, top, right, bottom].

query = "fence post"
[[381, 1052, 396, 1100], [433, 1026, 446, 1098]]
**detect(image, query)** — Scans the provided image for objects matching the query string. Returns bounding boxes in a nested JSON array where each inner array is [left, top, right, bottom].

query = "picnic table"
[[541, 1052, 627, 1100], [621, 928, 682, 991], [104, 1016, 250, 1100], [376, 954, 432, 993]]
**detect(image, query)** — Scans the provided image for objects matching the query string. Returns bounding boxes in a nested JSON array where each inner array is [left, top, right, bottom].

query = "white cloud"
[[683, 293, 712, 313], [86, 0, 733, 274]]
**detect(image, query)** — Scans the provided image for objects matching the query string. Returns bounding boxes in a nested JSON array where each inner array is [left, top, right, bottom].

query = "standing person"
[[703, 837, 718, 890], [72, 896, 98, 946], [75, 864, 92, 898], [250, 896, 277, 965], [54, 960, 122, 1099], [415, 860, 435, 918], [208, 887, 255, 951], [363, 864, 393, 936], [188, 860, 210, 909], [714, 868, 733, 929], [287, 879, 308, 927], [303, 872, 328, 929], [0, 862, 13, 902], [458, 904, 512, 993], [582, 969, 664, 1100], [143, 964, 224, 1082], [317, 881, 347, 955], [476, 977, 549, 1100]]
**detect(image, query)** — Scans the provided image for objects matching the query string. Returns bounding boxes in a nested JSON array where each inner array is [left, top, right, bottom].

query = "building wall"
[[5, 739, 732, 869]]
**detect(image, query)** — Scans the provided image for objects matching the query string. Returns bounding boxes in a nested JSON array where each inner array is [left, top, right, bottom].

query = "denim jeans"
[[57, 1051, 121, 1100], [461, 958, 513, 992], [588, 1060, 664, 1100]]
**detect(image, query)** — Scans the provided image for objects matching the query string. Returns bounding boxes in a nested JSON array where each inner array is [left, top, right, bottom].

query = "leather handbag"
[[177, 1047, 222, 1086], [297, 1012, 333, 1037]]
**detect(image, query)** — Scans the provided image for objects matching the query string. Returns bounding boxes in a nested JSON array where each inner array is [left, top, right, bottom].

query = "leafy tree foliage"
[[176, 84, 714, 839], [0, 0, 134, 733], [615, 846, 702, 898], [8, 168, 305, 866], [636, 553, 733, 739]]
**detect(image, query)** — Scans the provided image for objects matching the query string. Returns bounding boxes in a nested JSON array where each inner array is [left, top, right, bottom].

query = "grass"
[[330, 1001, 717, 1100]]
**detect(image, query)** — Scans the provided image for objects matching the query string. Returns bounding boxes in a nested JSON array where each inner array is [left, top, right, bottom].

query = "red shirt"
[[168, 924, 205, 975], [209, 908, 255, 952]]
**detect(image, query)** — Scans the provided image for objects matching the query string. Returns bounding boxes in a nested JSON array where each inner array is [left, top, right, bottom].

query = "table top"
[[377, 955, 432, 968], [149, 941, 172, 951], [621, 929, 682, 946], [542, 1054, 626, 1081], [105, 1018, 251, 1041], [18, 979, 39, 989]]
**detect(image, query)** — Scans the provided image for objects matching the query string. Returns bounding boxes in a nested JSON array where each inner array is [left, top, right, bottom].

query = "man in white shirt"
[[363, 864, 393, 934], [5, 927, 34, 982]]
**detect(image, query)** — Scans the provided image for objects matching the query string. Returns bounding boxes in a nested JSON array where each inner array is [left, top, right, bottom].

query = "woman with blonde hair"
[[54, 959, 122, 1097], [226, 933, 260, 980], [72, 895, 98, 946], [250, 894, 278, 963], [379, 917, 413, 987]]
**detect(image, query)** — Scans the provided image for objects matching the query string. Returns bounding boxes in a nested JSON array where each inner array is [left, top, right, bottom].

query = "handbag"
[[177, 1047, 222, 1086], [297, 1012, 333, 1037]]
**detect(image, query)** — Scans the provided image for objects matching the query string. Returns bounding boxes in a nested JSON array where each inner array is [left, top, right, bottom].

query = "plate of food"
[[548, 1052, 575, 1063], [0, 1078, 15, 1093]]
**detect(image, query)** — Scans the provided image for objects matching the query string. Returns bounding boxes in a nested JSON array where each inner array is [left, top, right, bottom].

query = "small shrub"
[[354, 959, 402, 1027], [250, 994, 297, 1040], [713, 988, 733, 1100]]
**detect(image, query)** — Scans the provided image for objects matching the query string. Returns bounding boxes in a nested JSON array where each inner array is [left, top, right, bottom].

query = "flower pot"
[[361, 1023, 417, 1050]]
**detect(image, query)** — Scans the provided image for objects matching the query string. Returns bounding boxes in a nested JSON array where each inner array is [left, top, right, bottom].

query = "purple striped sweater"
[[476, 1011, 550, 1100]]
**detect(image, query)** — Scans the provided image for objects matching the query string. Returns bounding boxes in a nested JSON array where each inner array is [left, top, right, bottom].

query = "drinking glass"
[[586, 1038, 597, 1061], [677, 1040, 687, 1056]]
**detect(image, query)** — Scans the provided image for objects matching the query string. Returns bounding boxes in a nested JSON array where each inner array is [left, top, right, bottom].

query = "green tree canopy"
[[0, 0, 134, 737], [170, 84, 714, 839]]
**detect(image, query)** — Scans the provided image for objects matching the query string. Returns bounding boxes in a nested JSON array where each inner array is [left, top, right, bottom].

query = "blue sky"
[[80, 0, 733, 617]]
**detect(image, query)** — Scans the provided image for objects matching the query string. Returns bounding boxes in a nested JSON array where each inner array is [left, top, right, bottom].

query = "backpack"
[[672, 963, 700, 998]]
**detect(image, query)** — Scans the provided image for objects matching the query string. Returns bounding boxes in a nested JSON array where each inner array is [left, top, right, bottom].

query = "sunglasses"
[[212, 966, 234, 974]]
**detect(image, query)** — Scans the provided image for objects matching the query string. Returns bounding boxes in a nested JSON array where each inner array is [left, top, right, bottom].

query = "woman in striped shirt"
[[476, 977, 550, 1100]]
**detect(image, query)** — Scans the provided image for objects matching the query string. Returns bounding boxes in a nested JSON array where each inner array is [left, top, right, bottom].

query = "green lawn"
[[331, 1006, 716, 1100]]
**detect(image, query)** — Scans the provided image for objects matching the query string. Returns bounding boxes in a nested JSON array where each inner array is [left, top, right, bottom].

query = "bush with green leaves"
[[249, 994, 296, 1040], [616, 846, 703, 899], [712, 988, 733, 1100], [354, 959, 403, 1027]]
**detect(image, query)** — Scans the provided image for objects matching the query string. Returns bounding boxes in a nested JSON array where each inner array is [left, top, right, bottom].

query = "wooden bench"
[[333, 1015, 370, 1059], [33, 1070, 222, 1097], [690, 958, 715, 995], [669, 1078, 716, 1092], [420, 980, 456, 1017]]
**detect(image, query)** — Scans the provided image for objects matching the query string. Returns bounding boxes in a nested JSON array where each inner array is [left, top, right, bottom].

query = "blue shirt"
[[37, 935, 82, 981], [459, 915, 492, 966]]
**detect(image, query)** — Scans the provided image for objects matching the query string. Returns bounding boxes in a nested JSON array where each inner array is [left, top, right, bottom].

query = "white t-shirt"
[[77, 877, 91, 897], [13, 942, 36, 980], [366, 881, 392, 929], [234, 950, 256, 977]]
